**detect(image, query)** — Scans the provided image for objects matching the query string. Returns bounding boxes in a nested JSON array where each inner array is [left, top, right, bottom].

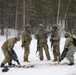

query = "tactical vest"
[[38, 30, 47, 40], [51, 31, 58, 39]]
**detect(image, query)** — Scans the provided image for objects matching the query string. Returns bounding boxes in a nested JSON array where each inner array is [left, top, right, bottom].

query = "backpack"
[[72, 37, 76, 47]]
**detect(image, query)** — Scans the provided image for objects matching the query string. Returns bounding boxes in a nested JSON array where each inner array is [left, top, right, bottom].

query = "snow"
[[0, 35, 76, 75]]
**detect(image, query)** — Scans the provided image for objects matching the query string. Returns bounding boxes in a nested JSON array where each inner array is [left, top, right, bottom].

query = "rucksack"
[[72, 37, 76, 47]]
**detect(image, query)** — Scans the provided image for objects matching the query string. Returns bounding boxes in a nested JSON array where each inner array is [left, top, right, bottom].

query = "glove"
[[50, 38, 53, 41], [21, 43, 25, 48], [64, 48, 68, 51], [63, 48, 68, 54], [21, 41, 26, 48]]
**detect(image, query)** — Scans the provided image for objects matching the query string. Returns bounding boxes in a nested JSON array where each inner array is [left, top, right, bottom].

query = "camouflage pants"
[[53, 45, 60, 60], [66, 45, 76, 63], [39, 43, 50, 60], [66, 55, 74, 63], [1, 49, 12, 65], [24, 44, 30, 62]]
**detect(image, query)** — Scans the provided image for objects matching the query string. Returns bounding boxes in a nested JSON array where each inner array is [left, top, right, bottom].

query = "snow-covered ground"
[[0, 35, 76, 75]]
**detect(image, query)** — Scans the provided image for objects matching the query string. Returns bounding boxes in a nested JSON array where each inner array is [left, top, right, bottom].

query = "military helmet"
[[15, 35, 20, 41], [25, 24, 30, 29], [65, 32, 71, 37], [39, 24, 44, 28]]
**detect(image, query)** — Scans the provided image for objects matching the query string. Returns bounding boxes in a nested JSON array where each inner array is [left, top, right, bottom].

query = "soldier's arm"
[[21, 32, 26, 47], [52, 37, 60, 41], [35, 31, 38, 39], [22, 32, 29, 43], [22, 32, 25, 44], [7, 42, 14, 54], [22, 31, 30, 47], [45, 29, 52, 34]]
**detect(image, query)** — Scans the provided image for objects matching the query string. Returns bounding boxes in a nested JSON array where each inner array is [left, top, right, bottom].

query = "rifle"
[[8, 49, 20, 66], [36, 39, 39, 56], [59, 48, 68, 62], [21, 41, 26, 48]]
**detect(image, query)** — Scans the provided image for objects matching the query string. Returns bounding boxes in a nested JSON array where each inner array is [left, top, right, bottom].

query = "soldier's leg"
[[56, 45, 60, 55], [39, 43, 43, 60], [53, 46, 57, 61], [8, 59, 12, 66], [66, 55, 74, 65], [55, 45, 60, 61], [1, 50, 11, 66], [44, 43, 50, 60], [24, 45, 30, 62]]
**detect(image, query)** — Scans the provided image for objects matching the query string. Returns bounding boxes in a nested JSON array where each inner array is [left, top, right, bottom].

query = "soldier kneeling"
[[1, 35, 20, 67], [59, 32, 76, 66]]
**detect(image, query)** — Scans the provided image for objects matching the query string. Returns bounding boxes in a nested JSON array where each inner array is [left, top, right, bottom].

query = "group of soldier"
[[1, 23, 76, 67]]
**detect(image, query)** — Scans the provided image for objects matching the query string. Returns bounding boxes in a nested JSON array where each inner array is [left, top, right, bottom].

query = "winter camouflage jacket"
[[22, 30, 32, 45], [50, 30, 60, 45], [2, 38, 17, 52], [64, 36, 76, 55], [35, 29, 51, 43]]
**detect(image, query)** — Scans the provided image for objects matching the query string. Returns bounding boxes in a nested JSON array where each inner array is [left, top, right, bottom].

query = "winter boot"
[[8, 63, 15, 66], [8, 63, 12, 66], [2, 66, 9, 72], [68, 63, 74, 66], [1, 63, 4, 67]]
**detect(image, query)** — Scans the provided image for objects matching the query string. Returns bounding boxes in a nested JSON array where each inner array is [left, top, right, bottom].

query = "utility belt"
[[39, 39, 47, 43]]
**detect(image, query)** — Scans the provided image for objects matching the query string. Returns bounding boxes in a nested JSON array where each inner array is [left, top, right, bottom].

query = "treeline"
[[0, 0, 76, 35]]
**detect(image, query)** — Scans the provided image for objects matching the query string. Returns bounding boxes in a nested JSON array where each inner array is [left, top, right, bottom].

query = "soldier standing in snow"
[[35, 24, 51, 61], [50, 24, 60, 62], [21, 24, 32, 62], [1, 35, 20, 67], [59, 32, 76, 66]]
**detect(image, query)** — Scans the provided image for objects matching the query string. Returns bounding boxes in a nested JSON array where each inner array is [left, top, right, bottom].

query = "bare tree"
[[64, 0, 71, 31], [57, 0, 61, 25], [15, 0, 19, 30], [23, 0, 25, 30]]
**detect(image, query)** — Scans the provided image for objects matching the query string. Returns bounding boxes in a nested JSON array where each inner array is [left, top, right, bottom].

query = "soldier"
[[21, 24, 32, 62], [35, 24, 51, 61], [59, 32, 76, 66], [50, 24, 60, 62], [1, 35, 20, 67]]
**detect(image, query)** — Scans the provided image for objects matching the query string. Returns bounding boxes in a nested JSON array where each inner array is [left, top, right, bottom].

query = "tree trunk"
[[15, 0, 19, 30], [1, 26, 4, 35], [23, 0, 25, 30], [57, 0, 60, 25]]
